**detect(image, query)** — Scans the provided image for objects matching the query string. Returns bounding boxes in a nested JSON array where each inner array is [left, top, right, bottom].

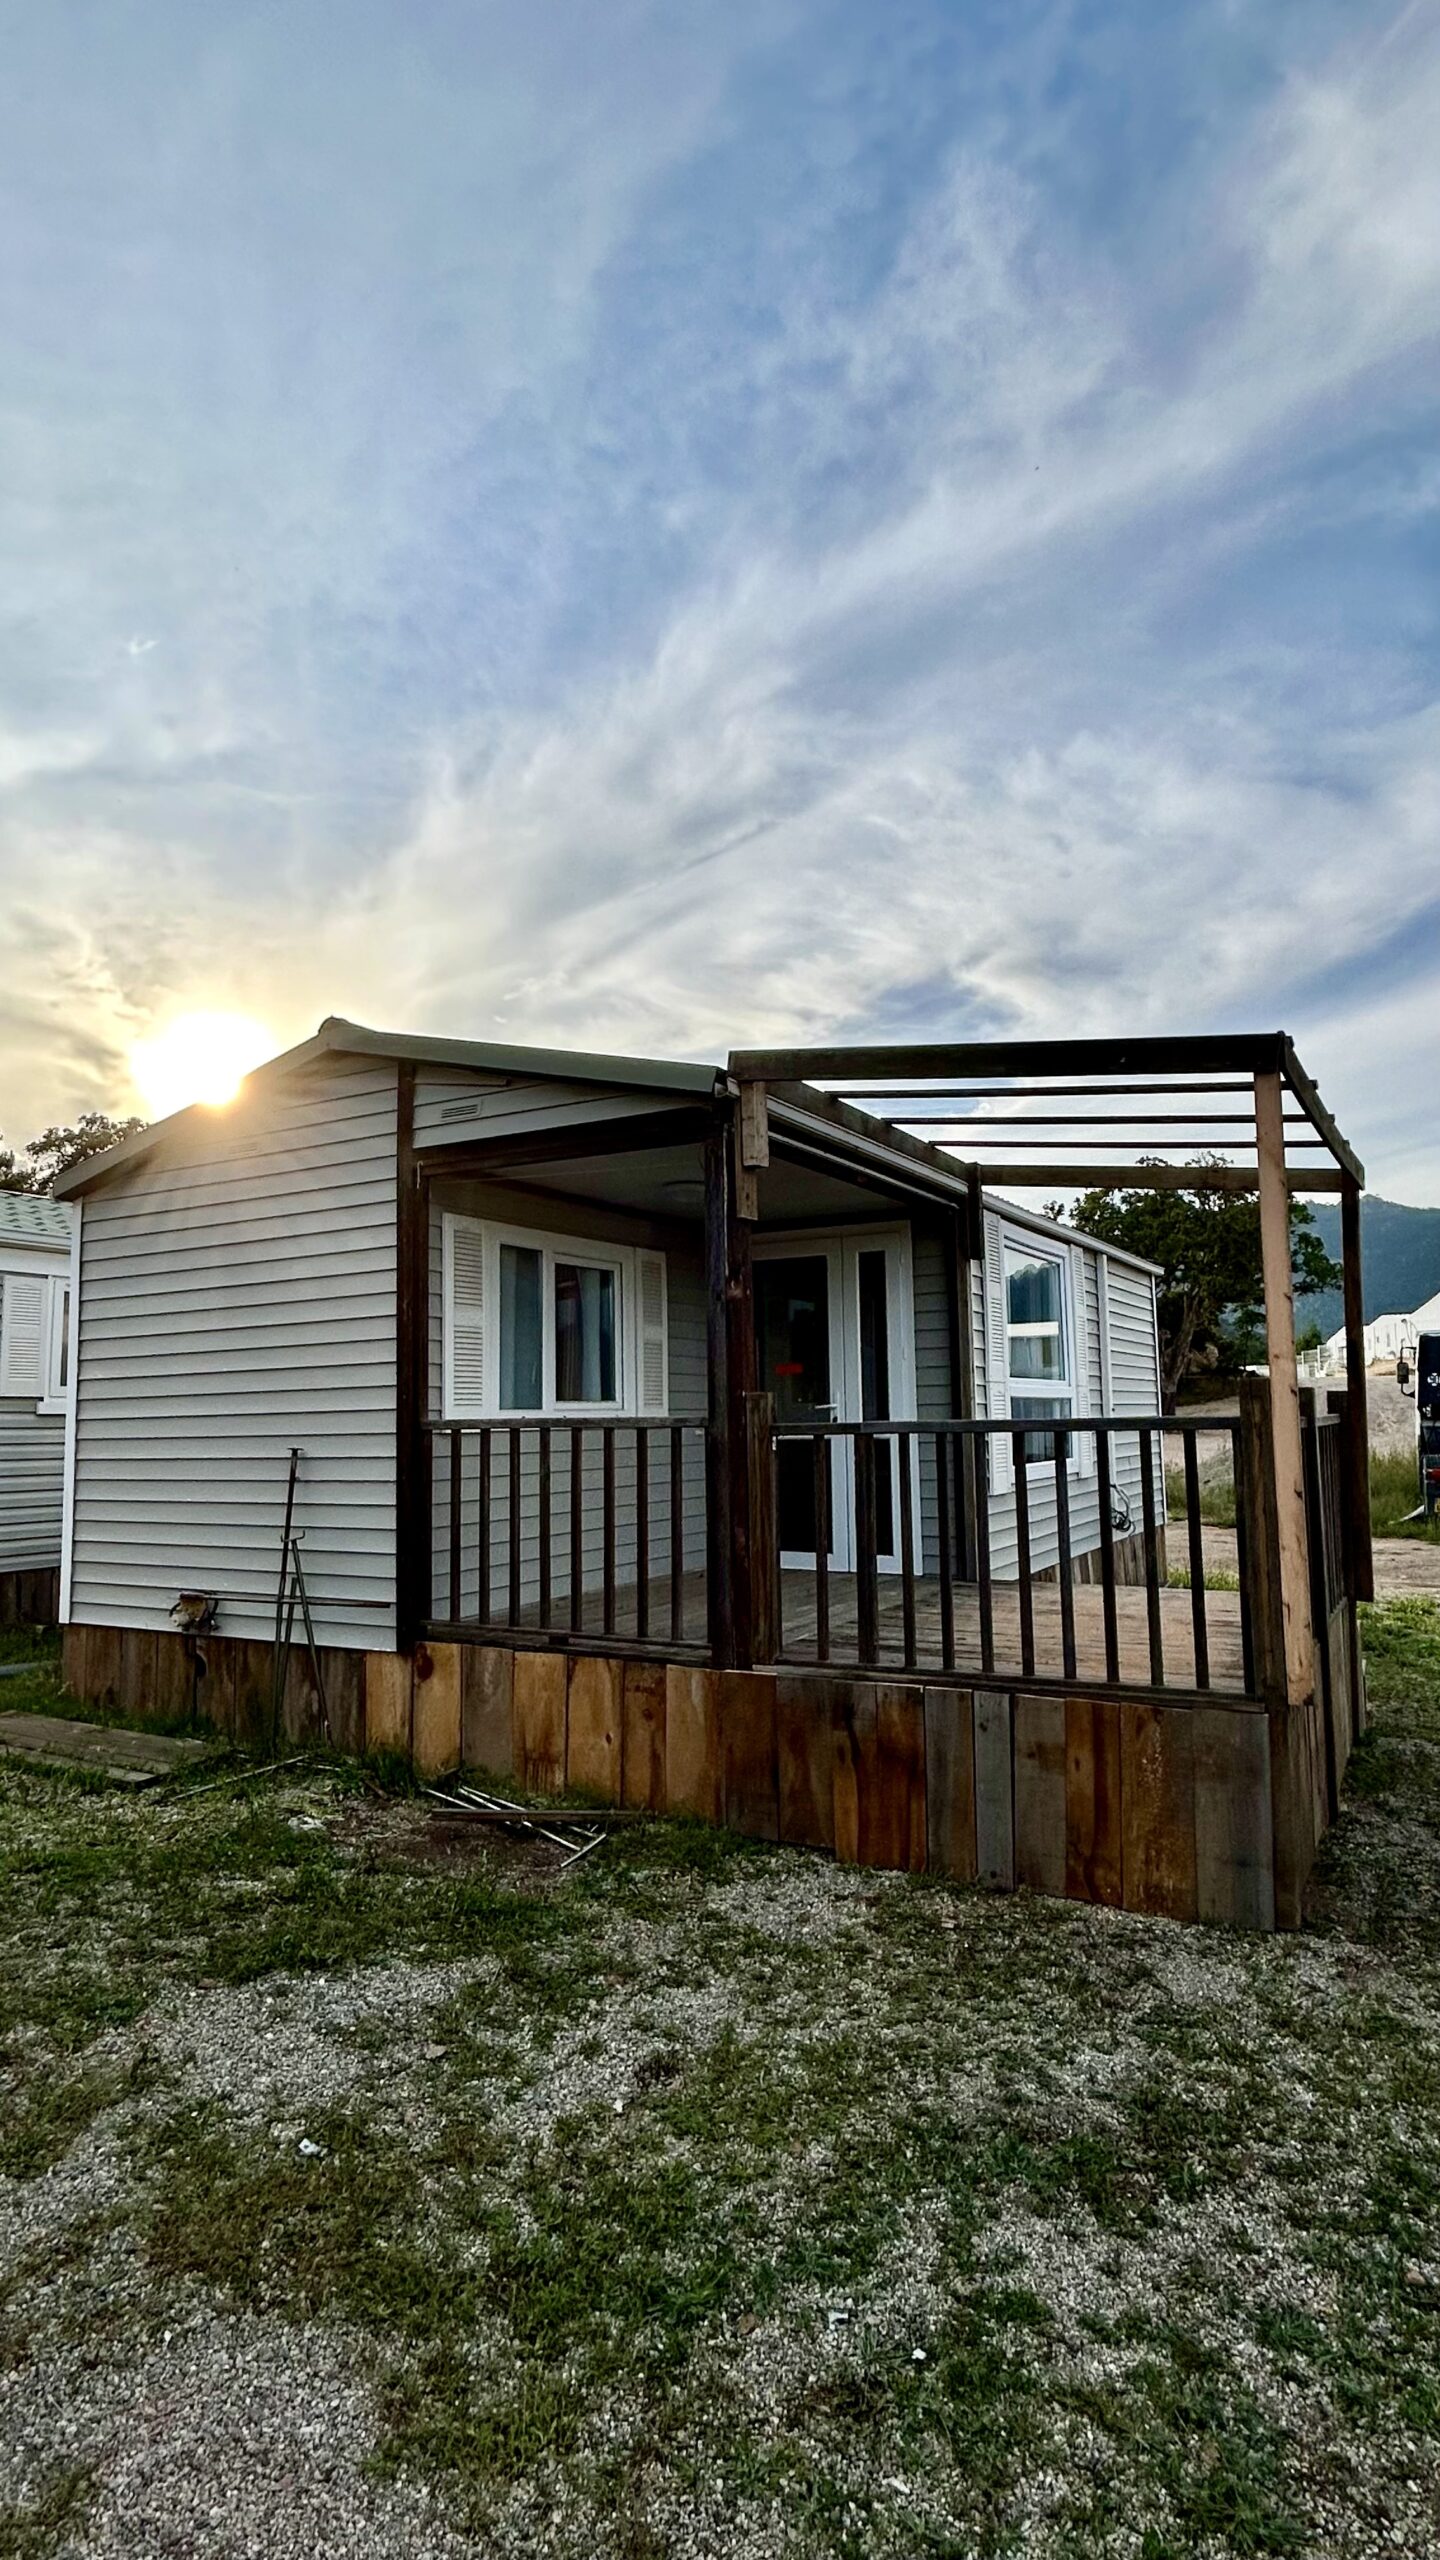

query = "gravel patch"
[[0, 2303, 479, 2560]]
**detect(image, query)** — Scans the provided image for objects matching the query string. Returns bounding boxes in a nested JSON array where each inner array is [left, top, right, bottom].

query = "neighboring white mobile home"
[[0, 1191, 73, 1624]]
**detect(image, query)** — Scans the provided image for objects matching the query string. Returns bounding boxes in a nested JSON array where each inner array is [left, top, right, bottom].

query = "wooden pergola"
[[729, 1031, 1372, 1707]]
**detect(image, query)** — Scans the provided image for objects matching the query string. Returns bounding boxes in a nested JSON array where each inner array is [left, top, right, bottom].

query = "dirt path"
[[1201, 1525, 1440, 1598]]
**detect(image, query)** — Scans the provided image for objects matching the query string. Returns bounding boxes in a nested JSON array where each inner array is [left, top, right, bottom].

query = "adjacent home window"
[[0, 1269, 71, 1410], [1004, 1241, 1073, 1463], [442, 1215, 668, 1420]]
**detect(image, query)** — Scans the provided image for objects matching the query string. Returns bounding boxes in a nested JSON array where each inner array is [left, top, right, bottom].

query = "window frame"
[[442, 1214, 666, 1422], [39, 1276, 72, 1414], [1002, 1235, 1075, 1469]]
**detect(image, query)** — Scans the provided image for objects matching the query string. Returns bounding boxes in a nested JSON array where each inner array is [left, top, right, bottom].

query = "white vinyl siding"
[[413, 1068, 676, 1151], [0, 1401, 65, 1572], [66, 1056, 399, 1647], [912, 1226, 955, 1575]]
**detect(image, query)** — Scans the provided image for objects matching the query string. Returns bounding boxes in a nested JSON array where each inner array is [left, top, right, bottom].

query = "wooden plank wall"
[[59, 1624, 1289, 1930], [0, 1567, 60, 1630], [442, 1647, 1278, 1927]]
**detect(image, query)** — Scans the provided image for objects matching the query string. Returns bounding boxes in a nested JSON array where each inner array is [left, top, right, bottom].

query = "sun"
[[130, 1011, 276, 1118]]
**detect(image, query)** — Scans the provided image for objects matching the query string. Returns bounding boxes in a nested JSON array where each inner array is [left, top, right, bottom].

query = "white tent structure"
[[1324, 1287, 1440, 1372]]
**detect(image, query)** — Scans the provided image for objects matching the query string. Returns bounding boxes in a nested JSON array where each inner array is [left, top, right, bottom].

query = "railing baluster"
[[537, 1424, 552, 1630], [635, 1425, 649, 1641], [936, 1430, 956, 1674], [1095, 1428, 1120, 1684], [856, 1431, 880, 1667], [602, 1428, 616, 1635], [1183, 1427, 1209, 1689], [448, 1428, 462, 1622], [1013, 1430, 1035, 1678], [1055, 1434, 1076, 1682], [1140, 1425, 1164, 1685], [670, 1424, 684, 1644], [898, 1434, 917, 1670], [1232, 1422, 1255, 1695], [570, 1426, 584, 1632], [507, 1426, 522, 1628], [813, 1433, 830, 1665], [477, 1425, 491, 1625], [974, 1425, 995, 1681]]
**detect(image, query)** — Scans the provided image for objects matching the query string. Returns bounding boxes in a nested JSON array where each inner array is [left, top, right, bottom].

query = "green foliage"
[[1369, 1449, 1440, 1542], [1070, 1157, 1341, 1404], [0, 1111, 145, 1194]]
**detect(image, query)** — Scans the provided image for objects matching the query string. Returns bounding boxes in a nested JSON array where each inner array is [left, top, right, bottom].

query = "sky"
[[1, 0, 1437, 1192]]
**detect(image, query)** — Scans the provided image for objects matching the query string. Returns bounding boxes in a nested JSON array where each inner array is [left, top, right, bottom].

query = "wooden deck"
[[435, 1567, 1250, 1696], [775, 1571, 1247, 1694]]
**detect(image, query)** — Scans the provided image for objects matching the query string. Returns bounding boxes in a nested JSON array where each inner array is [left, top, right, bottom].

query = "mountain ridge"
[[1304, 1195, 1440, 1340]]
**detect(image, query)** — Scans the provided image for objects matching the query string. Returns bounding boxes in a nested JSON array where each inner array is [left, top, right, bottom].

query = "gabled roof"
[[55, 1017, 726, 1198], [0, 1190, 73, 1249]]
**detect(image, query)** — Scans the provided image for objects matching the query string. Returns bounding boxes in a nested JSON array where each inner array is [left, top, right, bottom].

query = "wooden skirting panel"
[[0, 1567, 60, 1630], [406, 1640, 1276, 1930], [59, 1624, 1287, 1930], [61, 1623, 365, 1755]]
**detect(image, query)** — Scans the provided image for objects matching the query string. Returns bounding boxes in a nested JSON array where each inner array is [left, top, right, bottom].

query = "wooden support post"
[[739, 1079, 770, 1167], [1239, 1370, 1308, 1928], [1340, 1172, 1373, 1602], [395, 1061, 431, 1652], [944, 1201, 978, 1580], [1254, 1070, 1314, 1707], [704, 1118, 733, 1667], [705, 1106, 758, 1666], [746, 1391, 779, 1666]]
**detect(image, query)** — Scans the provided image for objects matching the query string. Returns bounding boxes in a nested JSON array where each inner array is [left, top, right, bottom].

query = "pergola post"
[[1254, 1069, 1314, 1707], [704, 1101, 758, 1668], [1340, 1172, 1373, 1602]]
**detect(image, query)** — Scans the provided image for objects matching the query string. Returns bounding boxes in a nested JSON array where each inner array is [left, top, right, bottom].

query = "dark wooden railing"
[[423, 1399, 1341, 1705], [759, 1409, 1258, 1698], [426, 1419, 709, 1656]]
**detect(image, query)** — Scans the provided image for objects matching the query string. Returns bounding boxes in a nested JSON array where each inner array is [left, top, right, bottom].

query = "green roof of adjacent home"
[[0, 1190, 73, 1247]]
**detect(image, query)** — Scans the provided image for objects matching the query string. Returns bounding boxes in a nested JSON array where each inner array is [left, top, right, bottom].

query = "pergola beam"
[[1281, 1037, 1365, 1185], [918, 1162, 1346, 1193], [731, 1034, 1291, 1083]]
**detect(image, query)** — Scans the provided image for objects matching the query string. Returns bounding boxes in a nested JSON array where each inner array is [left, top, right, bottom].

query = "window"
[[443, 1216, 666, 1420], [1004, 1242, 1072, 1464], [42, 1281, 71, 1409], [0, 1268, 66, 1407]]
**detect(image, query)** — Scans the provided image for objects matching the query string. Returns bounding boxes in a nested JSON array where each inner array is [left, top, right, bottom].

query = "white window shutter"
[[1068, 1242, 1095, 1475], [444, 1216, 487, 1418], [0, 1273, 45, 1399], [635, 1249, 669, 1416], [983, 1214, 1014, 1493]]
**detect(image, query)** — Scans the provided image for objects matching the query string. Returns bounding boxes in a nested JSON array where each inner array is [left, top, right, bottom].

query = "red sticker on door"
[[774, 1362, 804, 1377]]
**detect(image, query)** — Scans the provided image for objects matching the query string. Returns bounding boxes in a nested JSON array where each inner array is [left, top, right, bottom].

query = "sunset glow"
[[130, 1011, 275, 1118]]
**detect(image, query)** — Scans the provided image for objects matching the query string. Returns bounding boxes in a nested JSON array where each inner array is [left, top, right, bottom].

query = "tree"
[[1068, 1155, 1342, 1407], [0, 1112, 146, 1194]]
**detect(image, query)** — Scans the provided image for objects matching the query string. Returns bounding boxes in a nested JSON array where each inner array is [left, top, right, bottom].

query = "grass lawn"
[[2, 1613, 1439, 2559]]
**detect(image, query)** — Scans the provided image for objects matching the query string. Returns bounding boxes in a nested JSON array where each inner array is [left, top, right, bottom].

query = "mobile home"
[[56, 1021, 1367, 1929]]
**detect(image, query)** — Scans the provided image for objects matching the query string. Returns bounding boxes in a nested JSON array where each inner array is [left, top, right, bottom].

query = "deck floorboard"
[[447, 1569, 1248, 1694]]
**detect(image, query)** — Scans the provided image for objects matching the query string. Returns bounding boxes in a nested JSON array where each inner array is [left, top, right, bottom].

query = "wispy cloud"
[[0, 0, 1436, 1196]]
